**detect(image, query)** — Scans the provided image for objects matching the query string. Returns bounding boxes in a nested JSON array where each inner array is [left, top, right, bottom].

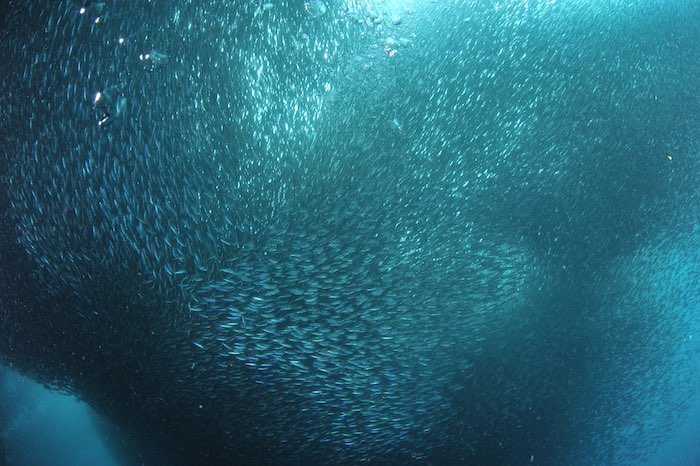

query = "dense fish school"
[[1, 0, 699, 464]]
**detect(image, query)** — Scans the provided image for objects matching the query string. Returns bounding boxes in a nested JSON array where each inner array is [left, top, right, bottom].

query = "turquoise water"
[[1, 1, 699, 464]]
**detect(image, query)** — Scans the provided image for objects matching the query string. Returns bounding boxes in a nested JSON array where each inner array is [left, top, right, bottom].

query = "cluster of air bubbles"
[[76, 0, 107, 24], [93, 86, 126, 127], [383, 36, 413, 58], [305, 0, 328, 18], [254, 2, 275, 17], [139, 50, 169, 72], [75, 1, 167, 126], [338, 4, 416, 59]]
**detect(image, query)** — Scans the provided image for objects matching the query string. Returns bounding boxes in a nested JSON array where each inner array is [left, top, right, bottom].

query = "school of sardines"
[[0, 0, 698, 464]]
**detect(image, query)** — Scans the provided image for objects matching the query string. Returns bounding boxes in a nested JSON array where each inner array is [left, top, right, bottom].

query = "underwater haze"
[[0, 366, 124, 466], [1, 0, 699, 464]]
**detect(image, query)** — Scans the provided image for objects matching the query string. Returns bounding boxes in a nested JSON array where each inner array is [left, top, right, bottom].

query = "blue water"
[[3, 357, 700, 465], [646, 369, 700, 466], [0, 367, 121, 466], [1, 0, 699, 464]]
